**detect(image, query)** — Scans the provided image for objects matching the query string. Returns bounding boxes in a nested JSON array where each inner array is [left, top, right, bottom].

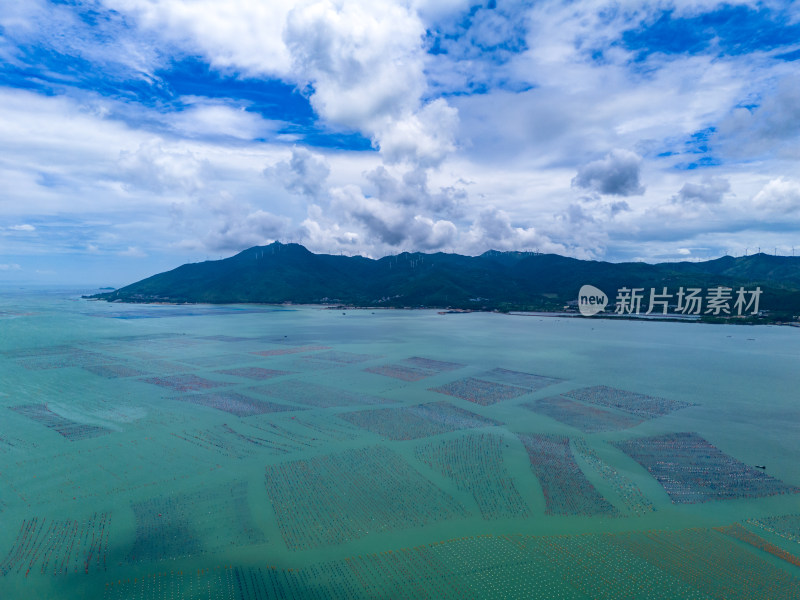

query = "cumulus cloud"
[[323, 181, 457, 250], [673, 177, 730, 204], [752, 177, 800, 214], [364, 165, 465, 215], [284, 0, 458, 166], [102, 0, 293, 76], [572, 149, 645, 196], [466, 206, 541, 251], [197, 195, 292, 253], [118, 139, 206, 194], [168, 101, 281, 140], [266, 147, 330, 198]]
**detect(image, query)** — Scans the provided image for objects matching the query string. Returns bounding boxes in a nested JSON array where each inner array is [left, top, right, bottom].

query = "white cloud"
[[9, 224, 36, 231], [4, 0, 800, 282], [716, 75, 800, 159], [266, 146, 330, 198], [102, 0, 293, 76], [118, 139, 206, 193], [752, 177, 800, 214], [168, 101, 281, 140], [673, 177, 731, 204], [0, 263, 22, 271], [118, 246, 147, 257], [572, 149, 646, 196]]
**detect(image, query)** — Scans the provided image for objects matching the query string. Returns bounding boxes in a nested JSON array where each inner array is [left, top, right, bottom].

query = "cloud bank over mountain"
[[1, 0, 799, 283]]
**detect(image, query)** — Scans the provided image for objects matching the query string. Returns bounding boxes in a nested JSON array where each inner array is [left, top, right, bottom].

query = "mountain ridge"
[[90, 242, 800, 315]]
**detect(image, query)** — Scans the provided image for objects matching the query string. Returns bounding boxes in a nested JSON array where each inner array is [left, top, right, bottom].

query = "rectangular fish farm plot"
[[480, 367, 563, 391], [415, 432, 530, 520], [523, 396, 644, 432], [9, 404, 111, 441], [301, 350, 378, 364], [178, 353, 251, 368], [748, 514, 800, 544], [563, 385, 694, 419], [364, 364, 435, 381], [402, 356, 464, 372], [15, 349, 108, 370], [127, 481, 264, 563], [264, 446, 466, 550], [83, 363, 148, 378], [172, 391, 302, 417], [0, 512, 110, 576], [251, 380, 394, 408], [216, 366, 293, 380], [431, 377, 530, 406], [140, 374, 233, 393], [518, 433, 617, 516], [339, 401, 501, 441], [615, 432, 800, 504], [251, 345, 330, 357]]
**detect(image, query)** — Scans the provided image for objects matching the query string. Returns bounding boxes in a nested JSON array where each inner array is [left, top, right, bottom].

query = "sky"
[[1, 0, 800, 286]]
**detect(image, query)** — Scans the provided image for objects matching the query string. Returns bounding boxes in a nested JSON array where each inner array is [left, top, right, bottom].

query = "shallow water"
[[1, 288, 799, 599]]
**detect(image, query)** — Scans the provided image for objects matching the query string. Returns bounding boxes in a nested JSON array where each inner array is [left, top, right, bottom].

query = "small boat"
[[754, 464, 766, 469]]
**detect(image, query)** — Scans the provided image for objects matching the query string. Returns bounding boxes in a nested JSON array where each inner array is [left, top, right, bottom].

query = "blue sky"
[[1, 0, 799, 285]]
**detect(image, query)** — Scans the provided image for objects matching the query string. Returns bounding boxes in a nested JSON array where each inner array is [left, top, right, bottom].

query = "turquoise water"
[[1, 288, 799, 599]]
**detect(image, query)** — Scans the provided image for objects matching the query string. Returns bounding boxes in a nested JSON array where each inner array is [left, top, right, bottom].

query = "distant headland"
[[88, 242, 800, 324]]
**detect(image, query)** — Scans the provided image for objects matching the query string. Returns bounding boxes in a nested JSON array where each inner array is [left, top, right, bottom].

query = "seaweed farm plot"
[[608, 528, 800, 599], [339, 401, 501, 441], [0, 512, 110, 576], [178, 354, 251, 368], [364, 356, 465, 383], [139, 374, 234, 393], [415, 433, 530, 520], [0, 432, 38, 454], [290, 413, 360, 442], [172, 423, 289, 458], [251, 345, 331, 357], [1, 438, 221, 507], [479, 368, 563, 392], [615, 432, 800, 504], [103, 528, 800, 600], [127, 481, 264, 564], [307, 350, 380, 364], [174, 415, 358, 457], [715, 523, 800, 569], [9, 404, 112, 441], [250, 380, 394, 408], [563, 385, 694, 419], [518, 434, 617, 516], [264, 446, 467, 550], [82, 364, 148, 378], [747, 514, 800, 544], [522, 396, 644, 433], [14, 348, 108, 371], [170, 391, 301, 417], [402, 357, 464, 373], [215, 367, 293, 380], [506, 532, 704, 599], [430, 377, 530, 406], [572, 439, 654, 515], [364, 364, 434, 382]]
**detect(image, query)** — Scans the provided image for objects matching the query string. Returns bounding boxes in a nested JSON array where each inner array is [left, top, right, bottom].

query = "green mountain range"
[[91, 242, 800, 317]]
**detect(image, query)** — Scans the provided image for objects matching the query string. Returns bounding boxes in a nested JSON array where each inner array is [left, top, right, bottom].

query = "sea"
[[1, 286, 799, 599]]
